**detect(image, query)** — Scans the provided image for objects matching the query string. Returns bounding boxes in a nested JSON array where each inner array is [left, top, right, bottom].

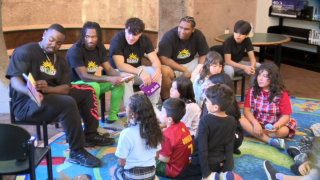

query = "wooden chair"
[[0, 123, 53, 180]]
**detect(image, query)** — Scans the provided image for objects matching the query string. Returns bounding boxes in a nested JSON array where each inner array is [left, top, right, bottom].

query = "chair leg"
[[234, 80, 238, 96], [36, 125, 42, 140], [28, 141, 36, 180], [0, 175, 3, 180], [55, 123, 59, 128], [100, 95, 106, 123], [241, 75, 246, 102], [46, 146, 53, 180], [42, 121, 49, 147]]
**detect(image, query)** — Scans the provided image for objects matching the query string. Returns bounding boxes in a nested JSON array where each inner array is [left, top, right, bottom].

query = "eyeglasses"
[[85, 35, 97, 39]]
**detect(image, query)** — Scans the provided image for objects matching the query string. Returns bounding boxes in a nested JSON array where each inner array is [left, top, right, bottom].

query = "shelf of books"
[[309, 29, 320, 45]]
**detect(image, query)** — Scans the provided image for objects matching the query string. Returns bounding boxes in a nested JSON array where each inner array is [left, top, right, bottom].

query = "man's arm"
[[146, 51, 162, 82], [75, 66, 109, 83], [159, 56, 190, 78], [198, 54, 206, 64], [158, 154, 170, 163]]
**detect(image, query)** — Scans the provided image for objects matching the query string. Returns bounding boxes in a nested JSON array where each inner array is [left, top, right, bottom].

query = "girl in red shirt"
[[241, 63, 297, 150]]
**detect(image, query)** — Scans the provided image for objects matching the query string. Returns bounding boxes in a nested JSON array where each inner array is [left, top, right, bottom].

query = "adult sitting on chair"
[[6, 24, 114, 167], [109, 17, 170, 111], [221, 20, 260, 84], [66, 21, 133, 130], [157, 16, 209, 101]]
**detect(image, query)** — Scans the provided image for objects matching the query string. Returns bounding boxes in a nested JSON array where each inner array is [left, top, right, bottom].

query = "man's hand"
[[151, 68, 162, 82], [107, 77, 123, 87], [243, 66, 255, 75], [120, 73, 134, 83], [28, 90, 43, 104], [139, 71, 152, 86], [299, 161, 311, 176], [253, 122, 263, 137], [183, 70, 191, 79], [34, 80, 48, 92]]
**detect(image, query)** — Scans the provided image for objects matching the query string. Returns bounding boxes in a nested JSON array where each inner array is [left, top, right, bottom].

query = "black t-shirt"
[[66, 41, 108, 82], [6, 42, 71, 118], [222, 35, 254, 63], [157, 27, 209, 64], [108, 30, 155, 68]]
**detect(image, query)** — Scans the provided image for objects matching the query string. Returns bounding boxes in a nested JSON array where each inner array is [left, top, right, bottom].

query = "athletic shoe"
[[220, 171, 235, 180], [233, 149, 241, 155], [269, 138, 286, 150], [105, 119, 127, 130], [294, 153, 308, 165], [287, 146, 300, 158], [299, 136, 313, 153], [69, 148, 102, 167], [85, 133, 115, 147], [207, 172, 220, 180], [290, 164, 302, 176], [310, 123, 320, 137], [97, 127, 112, 138], [263, 160, 279, 180]]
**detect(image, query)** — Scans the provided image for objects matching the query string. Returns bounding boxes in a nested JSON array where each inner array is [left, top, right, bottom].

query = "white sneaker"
[[97, 127, 112, 138], [105, 119, 127, 130], [220, 171, 234, 180], [207, 172, 220, 180]]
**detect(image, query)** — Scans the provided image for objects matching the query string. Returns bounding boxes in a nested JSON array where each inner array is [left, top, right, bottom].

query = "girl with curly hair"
[[241, 63, 297, 150], [193, 51, 224, 107], [110, 94, 163, 180]]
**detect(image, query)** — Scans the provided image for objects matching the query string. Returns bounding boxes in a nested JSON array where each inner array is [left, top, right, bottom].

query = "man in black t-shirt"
[[109, 17, 171, 112], [6, 24, 114, 167], [222, 20, 260, 82], [157, 16, 209, 100], [66, 21, 132, 130]]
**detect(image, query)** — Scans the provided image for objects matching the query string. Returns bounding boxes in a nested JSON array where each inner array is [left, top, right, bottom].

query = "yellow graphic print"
[[177, 49, 191, 59], [127, 53, 139, 64], [40, 60, 56, 75], [293, 101, 320, 113], [86, 61, 98, 73]]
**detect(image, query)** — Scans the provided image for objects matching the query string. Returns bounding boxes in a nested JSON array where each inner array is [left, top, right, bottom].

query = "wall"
[[194, 0, 257, 47], [2, 0, 159, 30]]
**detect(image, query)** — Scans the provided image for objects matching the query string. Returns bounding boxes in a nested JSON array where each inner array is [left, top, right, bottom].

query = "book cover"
[[139, 82, 161, 97], [272, 0, 308, 18], [312, 6, 320, 21], [22, 73, 41, 106]]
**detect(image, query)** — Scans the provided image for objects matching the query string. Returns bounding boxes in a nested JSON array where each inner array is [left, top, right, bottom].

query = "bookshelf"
[[267, 6, 320, 72]]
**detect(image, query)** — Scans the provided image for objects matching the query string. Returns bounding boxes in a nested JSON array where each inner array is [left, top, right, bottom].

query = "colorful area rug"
[[16, 97, 320, 180]]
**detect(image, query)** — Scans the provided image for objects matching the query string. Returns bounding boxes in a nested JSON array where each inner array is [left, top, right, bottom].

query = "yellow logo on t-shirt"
[[127, 53, 139, 64], [87, 61, 98, 73], [40, 60, 56, 75], [177, 49, 191, 59]]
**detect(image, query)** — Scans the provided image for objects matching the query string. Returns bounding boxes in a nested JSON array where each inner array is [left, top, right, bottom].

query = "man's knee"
[[161, 66, 174, 80]]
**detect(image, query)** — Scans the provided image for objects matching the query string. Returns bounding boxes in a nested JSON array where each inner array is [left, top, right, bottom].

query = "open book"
[[22, 73, 41, 106]]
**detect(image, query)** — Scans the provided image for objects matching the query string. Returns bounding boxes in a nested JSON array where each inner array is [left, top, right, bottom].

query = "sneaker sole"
[[263, 161, 272, 180], [69, 158, 101, 167], [84, 140, 115, 147]]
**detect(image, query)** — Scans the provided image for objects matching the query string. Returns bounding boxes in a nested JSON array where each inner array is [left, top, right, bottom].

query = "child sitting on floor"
[[156, 98, 194, 179], [200, 73, 244, 155], [165, 76, 201, 136], [193, 51, 224, 107], [241, 63, 297, 150], [109, 94, 163, 180], [178, 84, 237, 180]]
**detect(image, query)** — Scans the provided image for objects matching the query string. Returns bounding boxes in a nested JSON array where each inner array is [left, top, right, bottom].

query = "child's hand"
[[253, 123, 263, 137], [299, 161, 311, 176]]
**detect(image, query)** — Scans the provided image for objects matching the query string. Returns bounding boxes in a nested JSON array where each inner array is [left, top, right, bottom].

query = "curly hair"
[[127, 94, 163, 149], [252, 63, 287, 103], [173, 76, 196, 103], [125, 17, 145, 35], [197, 51, 224, 85], [80, 21, 102, 45]]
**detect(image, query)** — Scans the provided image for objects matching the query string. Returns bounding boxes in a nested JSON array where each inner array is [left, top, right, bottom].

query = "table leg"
[[259, 46, 265, 63], [275, 45, 282, 68]]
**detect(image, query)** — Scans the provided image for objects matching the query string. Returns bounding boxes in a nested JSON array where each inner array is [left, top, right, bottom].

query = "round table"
[[214, 33, 291, 67]]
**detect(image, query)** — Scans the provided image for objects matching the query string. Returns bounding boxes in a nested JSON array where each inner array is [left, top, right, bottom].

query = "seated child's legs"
[[156, 160, 167, 178], [224, 65, 235, 79], [266, 126, 290, 139], [112, 164, 156, 180]]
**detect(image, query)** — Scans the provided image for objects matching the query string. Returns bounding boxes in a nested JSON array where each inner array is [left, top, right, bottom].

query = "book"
[[139, 82, 161, 97], [271, 0, 308, 18], [22, 73, 41, 106], [312, 6, 320, 21]]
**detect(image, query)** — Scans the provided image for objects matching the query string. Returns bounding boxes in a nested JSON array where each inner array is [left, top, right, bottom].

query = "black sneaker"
[[299, 136, 313, 153], [287, 146, 300, 158], [85, 133, 115, 147], [69, 148, 102, 167], [290, 164, 302, 176], [263, 160, 279, 180], [233, 149, 241, 155]]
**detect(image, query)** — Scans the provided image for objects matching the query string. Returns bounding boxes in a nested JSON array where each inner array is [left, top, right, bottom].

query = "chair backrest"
[[0, 123, 31, 161], [8, 84, 17, 124], [209, 45, 223, 57]]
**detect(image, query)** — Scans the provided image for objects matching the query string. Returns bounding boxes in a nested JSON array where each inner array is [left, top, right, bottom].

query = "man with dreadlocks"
[[66, 21, 133, 130], [6, 24, 111, 167], [109, 17, 171, 112], [157, 16, 209, 101]]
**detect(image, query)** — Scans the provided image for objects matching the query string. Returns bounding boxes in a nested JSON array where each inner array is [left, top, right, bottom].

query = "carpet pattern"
[[16, 97, 320, 180]]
